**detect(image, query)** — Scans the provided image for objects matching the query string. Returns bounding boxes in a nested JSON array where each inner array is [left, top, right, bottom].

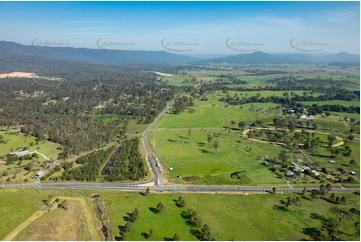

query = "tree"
[[145, 187, 150, 196], [273, 118, 281, 130], [230, 120, 236, 128], [326, 183, 332, 191], [129, 208, 139, 222], [188, 128, 192, 140], [350, 159, 356, 165], [278, 150, 288, 164], [310, 190, 318, 199], [286, 197, 292, 207], [346, 148, 352, 157], [322, 218, 340, 240], [347, 176, 355, 183], [327, 134, 336, 147], [148, 229, 153, 238], [0, 134, 5, 144], [124, 221, 132, 233], [156, 202, 164, 214], [201, 224, 214, 241], [272, 187, 276, 194], [330, 207, 351, 225], [287, 121, 296, 133], [330, 193, 336, 201], [347, 134, 354, 141], [302, 187, 306, 196], [238, 121, 246, 129], [312, 122, 317, 129], [319, 184, 327, 196], [173, 233, 180, 241], [354, 222, 360, 235], [212, 140, 219, 154], [176, 196, 186, 207], [207, 134, 213, 145]]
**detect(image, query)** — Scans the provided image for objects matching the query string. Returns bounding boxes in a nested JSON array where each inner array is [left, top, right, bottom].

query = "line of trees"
[[106, 138, 146, 181], [172, 96, 194, 114], [61, 147, 113, 181]]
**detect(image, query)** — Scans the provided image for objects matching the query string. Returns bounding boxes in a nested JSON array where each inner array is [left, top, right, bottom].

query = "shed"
[[13, 150, 30, 157], [315, 166, 323, 171], [32, 171, 44, 178], [286, 171, 294, 177]]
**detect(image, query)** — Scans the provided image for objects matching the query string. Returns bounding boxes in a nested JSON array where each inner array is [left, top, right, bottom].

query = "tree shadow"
[[163, 237, 174, 241], [149, 207, 159, 214], [123, 216, 129, 222], [301, 196, 311, 201], [302, 227, 322, 240], [167, 139, 176, 142], [199, 149, 211, 154], [322, 197, 337, 204], [141, 232, 150, 239], [273, 205, 288, 212], [190, 229, 203, 240], [230, 171, 244, 179], [196, 142, 205, 147], [310, 213, 327, 222], [118, 225, 126, 233]]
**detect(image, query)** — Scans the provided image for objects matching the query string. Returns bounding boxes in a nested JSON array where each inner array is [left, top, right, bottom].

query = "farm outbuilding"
[[13, 150, 30, 157], [32, 171, 44, 178]]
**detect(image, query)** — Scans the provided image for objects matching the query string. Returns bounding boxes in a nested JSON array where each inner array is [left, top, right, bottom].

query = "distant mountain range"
[[0, 41, 359, 67], [0, 41, 197, 66], [202, 51, 360, 65]]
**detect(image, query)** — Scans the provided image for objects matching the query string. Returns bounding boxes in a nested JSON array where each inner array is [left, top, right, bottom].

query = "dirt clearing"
[[4, 197, 100, 241]]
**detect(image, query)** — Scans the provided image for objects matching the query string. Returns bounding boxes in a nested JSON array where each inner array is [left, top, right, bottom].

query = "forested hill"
[[0, 41, 198, 66]]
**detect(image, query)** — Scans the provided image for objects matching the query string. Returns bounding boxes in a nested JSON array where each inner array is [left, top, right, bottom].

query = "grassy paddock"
[[153, 128, 287, 185], [0, 189, 359, 241], [102, 191, 360, 241]]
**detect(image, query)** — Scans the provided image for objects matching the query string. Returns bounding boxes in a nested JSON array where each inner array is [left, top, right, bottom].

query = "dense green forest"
[[61, 147, 114, 181], [0, 68, 179, 158], [106, 138, 146, 181]]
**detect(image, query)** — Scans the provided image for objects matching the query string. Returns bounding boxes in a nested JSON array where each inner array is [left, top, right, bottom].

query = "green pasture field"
[[90, 114, 122, 125], [156, 105, 273, 129], [0, 189, 359, 241], [126, 119, 148, 137], [300, 100, 360, 107], [213, 90, 323, 98], [0, 189, 54, 240], [252, 129, 337, 145], [103, 191, 360, 241], [312, 119, 350, 133], [153, 128, 287, 185], [156, 74, 195, 86], [0, 129, 61, 162]]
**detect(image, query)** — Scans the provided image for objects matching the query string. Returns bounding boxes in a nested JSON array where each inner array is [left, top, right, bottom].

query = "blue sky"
[[0, 1, 359, 55]]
